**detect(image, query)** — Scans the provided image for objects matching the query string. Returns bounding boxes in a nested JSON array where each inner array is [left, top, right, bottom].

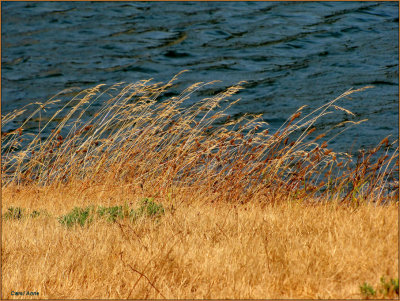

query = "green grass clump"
[[3, 207, 24, 220], [379, 276, 399, 297], [58, 206, 95, 228], [3, 207, 49, 220], [30, 210, 41, 218], [97, 205, 127, 222], [29, 209, 50, 218], [360, 282, 376, 299], [57, 199, 165, 228], [360, 276, 399, 299], [130, 198, 165, 221]]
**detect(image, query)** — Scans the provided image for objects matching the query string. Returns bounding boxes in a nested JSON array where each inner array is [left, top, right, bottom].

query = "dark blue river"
[[2, 1, 398, 154]]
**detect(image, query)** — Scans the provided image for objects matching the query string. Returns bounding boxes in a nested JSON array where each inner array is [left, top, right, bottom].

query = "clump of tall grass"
[[1, 72, 398, 204]]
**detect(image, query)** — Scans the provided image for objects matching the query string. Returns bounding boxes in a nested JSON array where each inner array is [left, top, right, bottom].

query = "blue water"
[[2, 1, 398, 153]]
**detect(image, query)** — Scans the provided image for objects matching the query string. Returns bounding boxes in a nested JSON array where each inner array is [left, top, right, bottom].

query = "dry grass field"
[[2, 184, 398, 299], [2, 74, 398, 299]]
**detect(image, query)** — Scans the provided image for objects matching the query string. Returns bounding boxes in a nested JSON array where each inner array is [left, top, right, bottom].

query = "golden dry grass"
[[2, 74, 397, 203], [2, 74, 399, 299], [2, 184, 398, 299]]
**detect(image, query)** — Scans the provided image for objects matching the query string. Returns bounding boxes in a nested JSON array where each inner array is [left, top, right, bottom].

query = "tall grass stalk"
[[2, 73, 398, 204]]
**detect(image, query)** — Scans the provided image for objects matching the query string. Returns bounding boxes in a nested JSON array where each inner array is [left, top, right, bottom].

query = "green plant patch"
[[379, 276, 399, 297], [3, 207, 51, 220], [54, 200, 165, 228], [58, 206, 95, 228], [360, 282, 376, 298], [30, 210, 41, 218], [130, 198, 165, 221], [360, 277, 399, 299], [97, 205, 127, 222], [3, 207, 25, 220]]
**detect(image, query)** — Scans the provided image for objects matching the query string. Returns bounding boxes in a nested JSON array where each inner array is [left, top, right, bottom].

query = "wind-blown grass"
[[1, 72, 398, 204]]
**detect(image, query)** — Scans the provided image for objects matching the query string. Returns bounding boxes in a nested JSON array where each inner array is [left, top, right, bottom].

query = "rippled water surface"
[[2, 1, 398, 153]]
